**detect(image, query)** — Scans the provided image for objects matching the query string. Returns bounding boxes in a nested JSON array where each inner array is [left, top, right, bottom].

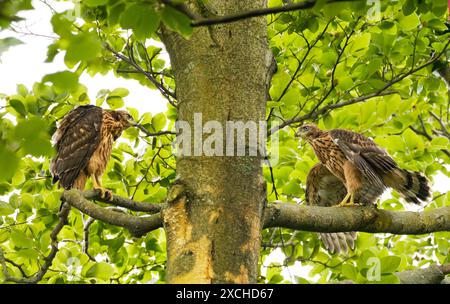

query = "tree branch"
[[192, 0, 315, 27], [82, 189, 163, 214], [161, 0, 362, 27], [134, 124, 177, 137], [61, 190, 163, 237], [264, 202, 450, 234], [83, 217, 96, 262], [397, 264, 450, 284], [337, 264, 450, 284], [104, 43, 177, 107]]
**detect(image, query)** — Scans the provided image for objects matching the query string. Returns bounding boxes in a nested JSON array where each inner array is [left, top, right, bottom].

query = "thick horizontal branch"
[[396, 264, 450, 284], [264, 203, 450, 234], [61, 190, 163, 237], [82, 189, 163, 213], [337, 264, 450, 284]]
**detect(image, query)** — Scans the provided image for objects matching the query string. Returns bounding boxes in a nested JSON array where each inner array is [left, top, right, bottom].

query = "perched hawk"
[[297, 124, 431, 207], [50, 105, 135, 199]]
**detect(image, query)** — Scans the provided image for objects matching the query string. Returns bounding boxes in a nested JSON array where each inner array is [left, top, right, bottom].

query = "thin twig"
[[105, 43, 177, 107], [191, 0, 315, 27], [135, 123, 177, 137], [83, 217, 96, 262]]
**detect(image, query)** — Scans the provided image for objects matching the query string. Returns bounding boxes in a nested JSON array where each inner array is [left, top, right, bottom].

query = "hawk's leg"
[[336, 161, 361, 207], [336, 192, 356, 207], [91, 174, 113, 201]]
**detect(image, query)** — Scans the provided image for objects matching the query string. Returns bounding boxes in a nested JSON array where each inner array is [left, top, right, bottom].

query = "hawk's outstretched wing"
[[328, 129, 393, 190], [50, 105, 103, 189], [328, 129, 430, 204], [306, 163, 357, 254]]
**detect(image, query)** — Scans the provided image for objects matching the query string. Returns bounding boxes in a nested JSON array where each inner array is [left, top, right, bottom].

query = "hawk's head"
[[295, 123, 323, 140], [112, 110, 137, 129]]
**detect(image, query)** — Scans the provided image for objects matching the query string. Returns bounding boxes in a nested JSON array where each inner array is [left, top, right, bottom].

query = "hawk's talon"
[[95, 188, 113, 201], [334, 192, 358, 207], [104, 189, 113, 201], [337, 201, 359, 207]]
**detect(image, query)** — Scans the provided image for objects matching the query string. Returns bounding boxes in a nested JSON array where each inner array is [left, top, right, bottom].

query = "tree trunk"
[[160, 0, 273, 283]]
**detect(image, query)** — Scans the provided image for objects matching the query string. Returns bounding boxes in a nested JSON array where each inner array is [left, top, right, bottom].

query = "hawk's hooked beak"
[[127, 116, 138, 127], [295, 129, 305, 138]]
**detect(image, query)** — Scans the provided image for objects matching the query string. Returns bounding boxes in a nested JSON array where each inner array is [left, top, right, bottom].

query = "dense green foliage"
[[0, 0, 449, 283]]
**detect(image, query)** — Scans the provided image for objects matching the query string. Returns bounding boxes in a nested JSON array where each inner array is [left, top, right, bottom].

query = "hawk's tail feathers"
[[389, 169, 431, 204], [318, 232, 357, 254]]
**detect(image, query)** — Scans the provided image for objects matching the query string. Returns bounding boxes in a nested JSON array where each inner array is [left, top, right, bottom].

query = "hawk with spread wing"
[[299, 124, 431, 254], [50, 105, 136, 199], [297, 124, 430, 207]]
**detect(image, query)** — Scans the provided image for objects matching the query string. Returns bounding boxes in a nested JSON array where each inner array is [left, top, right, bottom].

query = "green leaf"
[[65, 32, 102, 66], [0, 37, 23, 58], [398, 13, 420, 31], [110, 88, 129, 98], [11, 230, 33, 249], [0, 145, 19, 181], [86, 262, 115, 280], [320, 50, 338, 68], [106, 96, 124, 109], [430, 137, 450, 149], [43, 71, 79, 92], [50, 14, 73, 38], [15, 117, 54, 157], [120, 3, 161, 40], [140, 112, 152, 125], [378, 274, 401, 284], [84, 0, 108, 7], [0, 201, 15, 216], [161, 6, 193, 37], [350, 33, 371, 53], [402, 0, 417, 16], [402, 128, 423, 152], [380, 256, 401, 274], [152, 113, 167, 131], [342, 263, 358, 280], [16, 84, 28, 96], [9, 99, 27, 117], [107, 2, 126, 25]]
